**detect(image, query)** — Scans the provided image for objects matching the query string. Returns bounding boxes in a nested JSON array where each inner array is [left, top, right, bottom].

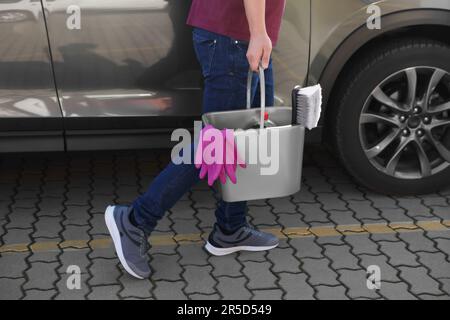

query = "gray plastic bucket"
[[202, 67, 305, 202]]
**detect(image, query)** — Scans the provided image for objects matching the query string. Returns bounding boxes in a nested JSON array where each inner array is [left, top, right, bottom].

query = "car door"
[[42, 0, 201, 150], [0, 0, 64, 152]]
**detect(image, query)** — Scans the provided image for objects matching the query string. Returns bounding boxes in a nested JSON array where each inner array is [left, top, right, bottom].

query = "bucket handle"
[[246, 65, 266, 129]]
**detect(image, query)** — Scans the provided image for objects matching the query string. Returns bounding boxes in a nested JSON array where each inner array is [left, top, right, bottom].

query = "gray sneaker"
[[205, 224, 279, 256], [105, 205, 151, 279]]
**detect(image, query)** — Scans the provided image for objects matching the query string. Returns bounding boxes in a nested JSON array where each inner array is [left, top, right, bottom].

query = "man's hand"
[[247, 33, 272, 71], [244, 0, 272, 71]]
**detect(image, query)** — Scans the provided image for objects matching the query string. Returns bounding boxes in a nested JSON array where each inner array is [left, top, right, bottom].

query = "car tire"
[[332, 38, 450, 195]]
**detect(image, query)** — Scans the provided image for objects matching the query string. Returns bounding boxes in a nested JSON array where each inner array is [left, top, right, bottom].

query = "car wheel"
[[333, 38, 450, 195]]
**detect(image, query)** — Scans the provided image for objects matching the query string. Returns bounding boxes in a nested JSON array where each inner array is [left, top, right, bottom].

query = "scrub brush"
[[292, 84, 322, 129]]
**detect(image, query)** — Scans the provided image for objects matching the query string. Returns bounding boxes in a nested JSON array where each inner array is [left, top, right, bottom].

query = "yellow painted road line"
[[1, 220, 449, 254]]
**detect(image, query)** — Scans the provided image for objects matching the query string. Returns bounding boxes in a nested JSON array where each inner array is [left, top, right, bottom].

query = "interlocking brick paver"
[[58, 249, 91, 274], [2, 147, 450, 300], [248, 206, 278, 227], [6, 208, 36, 229], [90, 194, 114, 212], [178, 244, 209, 266], [172, 218, 200, 235], [365, 191, 398, 211], [347, 201, 382, 222], [118, 274, 153, 299], [89, 258, 121, 286], [291, 187, 316, 204], [251, 289, 283, 300], [33, 216, 63, 239], [421, 195, 448, 207], [195, 208, 216, 229], [396, 198, 430, 218], [440, 279, 450, 295], [183, 265, 216, 294], [398, 232, 438, 253], [116, 186, 140, 204], [359, 255, 400, 282], [338, 269, 380, 299], [315, 285, 348, 300], [399, 266, 443, 296], [11, 198, 37, 210], [0, 252, 28, 278], [0, 278, 25, 300], [333, 184, 366, 202], [24, 289, 56, 300], [62, 205, 90, 226], [55, 273, 90, 300], [154, 281, 187, 300], [304, 172, 333, 194], [24, 261, 59, 291], [88, 285, 121, 300], [417, 252, 450, 279], [345, 234, 380, 256], [3, 227, 32, 244], [191, 190, 216, 209], [278, 273, 314, 300], [37, 197, 65, 217], [298, 203, 329, 223], [268, 198, 297, 214], [433, 238, 450, 258], [267, 247, 300, 273], [170, 201, 196, 220], [28, 250, 60, 263], [62, 225, 90, 241], [217, 276, 252, 300], [238, 251, 267, 263], [210, 255, 243, 278], [430, 206, 450, 221], [316, 193, 347, 211], [277, 213, 306, 229], [301, 258, 339, 286], [324, 244, 359, 270], [190, 293, 221, 300], [154, 216, 173, 233], [89, 213, 109, 235], [379, 241, 420, 267], [89, 246, 116, 259], [41, 182, 66, 198], [290, 237, 323, 259], [328, 210, 360, 226], [418, 294, 450, 300], [65, 190, 90, 206], [379, 208, 411, 223], [152, 254, 183, 281], [316, 234, 345, 245], [379, 282, 417, 300], [242, 261, 277, 290]]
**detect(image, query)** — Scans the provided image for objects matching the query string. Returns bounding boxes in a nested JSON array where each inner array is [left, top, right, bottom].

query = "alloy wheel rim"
[[359, 66, 450, 180]]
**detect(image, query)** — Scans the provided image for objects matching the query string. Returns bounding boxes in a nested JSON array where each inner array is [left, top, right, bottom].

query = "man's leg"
[[201, 33, 279, 255]]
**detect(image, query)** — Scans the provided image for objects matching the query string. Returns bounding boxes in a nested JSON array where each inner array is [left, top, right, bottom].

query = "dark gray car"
[[1, 0, 449, 195]]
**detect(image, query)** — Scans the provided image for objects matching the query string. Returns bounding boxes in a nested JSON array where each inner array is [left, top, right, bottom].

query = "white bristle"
[[295, 84, 322, 130]]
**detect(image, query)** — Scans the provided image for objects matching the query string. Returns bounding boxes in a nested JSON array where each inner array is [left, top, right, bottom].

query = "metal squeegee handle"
[[246, 66, 266, 129]]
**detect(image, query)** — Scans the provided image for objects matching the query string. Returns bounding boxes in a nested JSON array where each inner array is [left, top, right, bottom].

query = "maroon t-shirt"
[[187, 0, 286, 45]]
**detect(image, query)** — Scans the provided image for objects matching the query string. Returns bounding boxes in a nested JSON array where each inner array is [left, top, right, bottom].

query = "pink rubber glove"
[[222, 129, 246, 184], [195, 125, 223, 186], [195, 126, 246, 186]]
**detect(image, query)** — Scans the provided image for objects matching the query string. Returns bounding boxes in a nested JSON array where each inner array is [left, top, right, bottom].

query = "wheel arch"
[[317, 9, 450, 140]]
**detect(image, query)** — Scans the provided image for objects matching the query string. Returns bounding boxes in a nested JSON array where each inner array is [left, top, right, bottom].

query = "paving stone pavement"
[[0, 146, 449, 300]]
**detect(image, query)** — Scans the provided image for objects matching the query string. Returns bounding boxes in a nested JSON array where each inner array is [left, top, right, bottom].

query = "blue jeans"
[[132, 28, 274, 234]]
